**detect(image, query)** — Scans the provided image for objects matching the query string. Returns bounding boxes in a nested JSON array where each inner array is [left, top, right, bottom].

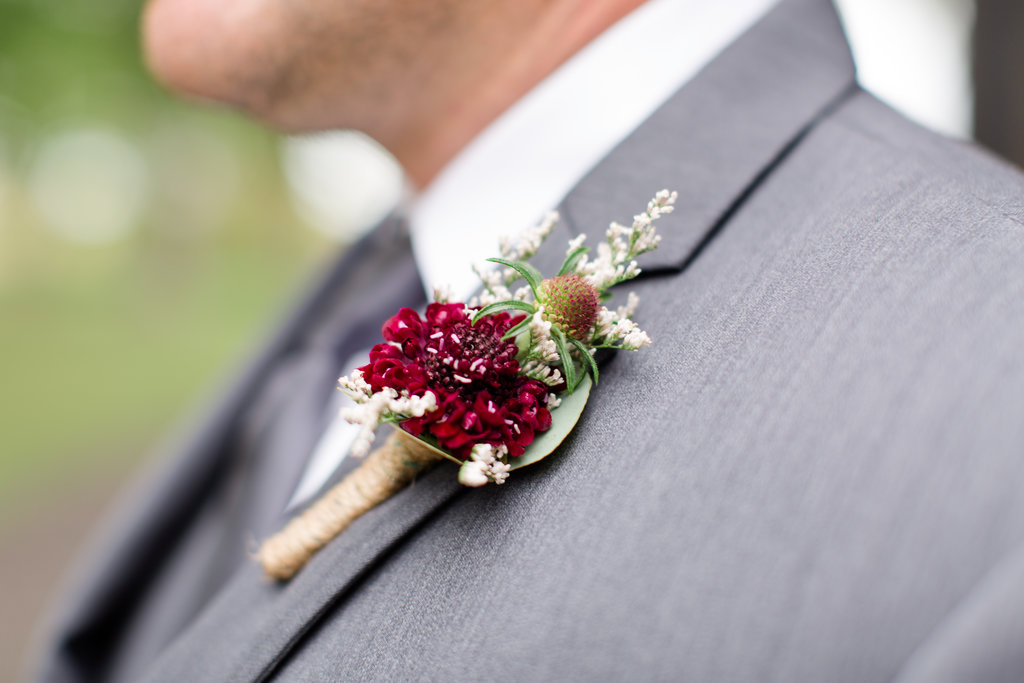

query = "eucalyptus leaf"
[[511, 374, 591, 470], [390, 427, 463, 465], [514, 329, 532, 360]]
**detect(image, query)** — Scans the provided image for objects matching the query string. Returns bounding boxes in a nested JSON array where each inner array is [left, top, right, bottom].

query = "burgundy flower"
[[359, 303, 552, 459]]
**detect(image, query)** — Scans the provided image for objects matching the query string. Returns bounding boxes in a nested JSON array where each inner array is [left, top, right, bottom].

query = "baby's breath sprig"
[[470, 190, 676, 393], [577, 189, 676, 290], [338, 371, 440, 458]]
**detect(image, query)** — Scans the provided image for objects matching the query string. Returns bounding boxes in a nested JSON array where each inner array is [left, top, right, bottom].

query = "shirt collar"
[[408, 0, 779, 302]]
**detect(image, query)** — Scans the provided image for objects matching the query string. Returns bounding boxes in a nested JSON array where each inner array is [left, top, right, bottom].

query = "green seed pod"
[[539, 274, 600, 339]]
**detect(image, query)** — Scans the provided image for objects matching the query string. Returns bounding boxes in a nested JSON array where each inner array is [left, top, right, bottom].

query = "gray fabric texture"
[[36, 217, 427, 682], [36, 0, 1024, 680]]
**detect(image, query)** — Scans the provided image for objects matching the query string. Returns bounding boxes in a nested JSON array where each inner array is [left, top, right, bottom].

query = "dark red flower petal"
[[361, 303, 554, 460]]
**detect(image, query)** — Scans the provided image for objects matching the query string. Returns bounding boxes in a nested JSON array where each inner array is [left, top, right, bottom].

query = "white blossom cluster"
[[432, 284, 455, 304], [520, 360, 563, 387], [471, 212, 560, 308], [527, 308, 559, 363], [517, 308, 563, 386], [468, 264, 513, 308], [591, 291, 651, 350], [337, 370, 438, 457], [499, 210, 559, 263], [337, 367, 373, 397], [575, 189, 677, 291], [458, 443, 512, 487]]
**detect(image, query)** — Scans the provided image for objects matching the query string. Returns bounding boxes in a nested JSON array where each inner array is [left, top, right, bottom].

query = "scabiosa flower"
[[359, 303, 553, 459], [539, 273, 601, 339]]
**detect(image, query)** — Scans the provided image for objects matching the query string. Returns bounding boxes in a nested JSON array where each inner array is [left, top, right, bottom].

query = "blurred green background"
[[0, 0, 327, 510], [0, 1, 394, 678]]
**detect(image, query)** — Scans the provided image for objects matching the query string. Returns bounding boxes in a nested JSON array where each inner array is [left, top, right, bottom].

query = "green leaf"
[[551, 327, 579, 392], [471, 300, 536, 324], [511, 374, 591, 470], [568, 336, 599, 385], [487, 257, 544, 298], [557, 245, 590, 276]]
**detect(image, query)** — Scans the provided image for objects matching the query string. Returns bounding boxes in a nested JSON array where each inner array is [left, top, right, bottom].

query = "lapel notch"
[[559, 0, 856, 272]]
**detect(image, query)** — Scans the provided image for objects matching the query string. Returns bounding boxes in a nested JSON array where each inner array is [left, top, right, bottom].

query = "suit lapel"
[[559, 0, 855, 271], [145, 0, 857, 680], [142, 466, 463, 683], [43, 215, 419, 681]]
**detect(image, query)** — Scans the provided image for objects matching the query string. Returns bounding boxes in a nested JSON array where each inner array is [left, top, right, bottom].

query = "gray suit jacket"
[[38, 0, 1024, 680]]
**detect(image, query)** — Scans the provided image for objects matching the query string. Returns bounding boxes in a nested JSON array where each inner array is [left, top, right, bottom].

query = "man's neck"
[[396, 0, 647, 188]]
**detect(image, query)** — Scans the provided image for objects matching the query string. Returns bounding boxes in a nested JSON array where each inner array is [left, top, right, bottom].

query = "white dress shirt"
[[286, 0, 778, 511]]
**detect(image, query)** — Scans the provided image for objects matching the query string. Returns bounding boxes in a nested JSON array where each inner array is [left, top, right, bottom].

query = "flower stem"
[[257, 428, 442, 580]]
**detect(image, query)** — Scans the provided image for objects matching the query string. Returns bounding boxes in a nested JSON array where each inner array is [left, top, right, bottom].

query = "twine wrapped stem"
[[258, 428, 443, 580]]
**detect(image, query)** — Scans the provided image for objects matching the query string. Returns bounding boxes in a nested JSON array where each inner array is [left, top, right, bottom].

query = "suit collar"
[[145, 2, 857, 679], [558, 0, 855, 272]]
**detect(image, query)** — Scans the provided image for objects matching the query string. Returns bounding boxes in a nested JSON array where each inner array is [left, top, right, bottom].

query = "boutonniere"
[[259, 190, 676, 579]]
